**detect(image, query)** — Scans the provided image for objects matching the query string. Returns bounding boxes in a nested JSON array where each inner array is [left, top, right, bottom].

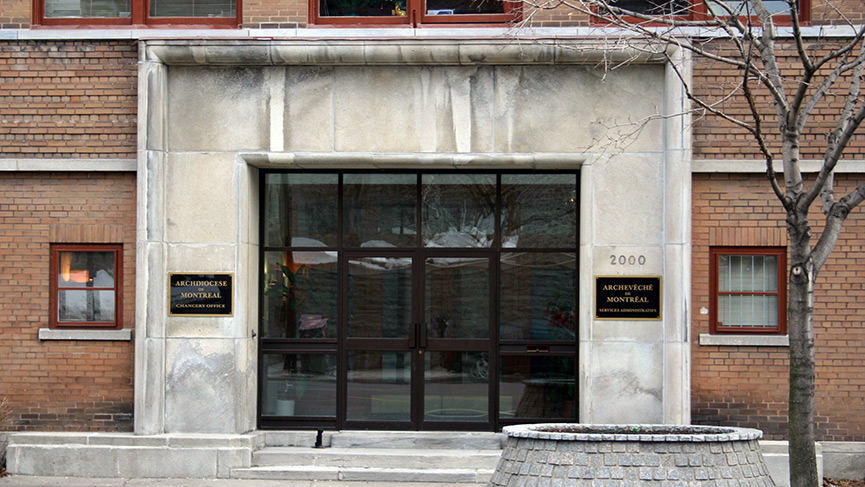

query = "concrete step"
[[234, 440, 504, 484], [329, 431, 505, 450], [230, 465, 495, 484], [253, 446, 503, 469], [264, 430, 506, 450]]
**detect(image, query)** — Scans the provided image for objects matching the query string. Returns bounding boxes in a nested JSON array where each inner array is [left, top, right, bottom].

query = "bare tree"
[[514, 1, 865, 487]]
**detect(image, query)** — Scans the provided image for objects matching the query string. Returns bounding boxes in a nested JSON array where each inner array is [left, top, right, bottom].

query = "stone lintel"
[[144, 38, 675, 66], [240, 151, 586, 170]]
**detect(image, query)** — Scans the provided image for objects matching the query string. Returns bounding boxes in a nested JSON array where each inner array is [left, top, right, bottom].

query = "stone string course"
[[489, 425, 775, 487]]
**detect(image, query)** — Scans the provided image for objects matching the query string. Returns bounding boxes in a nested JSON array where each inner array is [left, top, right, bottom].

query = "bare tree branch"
[[801, 55, 865, 212], [797, 28, 865, 133], [812, 183, 865, 272], [821, 172, 836, 215]]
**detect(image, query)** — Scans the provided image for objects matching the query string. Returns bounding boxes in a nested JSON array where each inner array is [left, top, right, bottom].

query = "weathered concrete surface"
[[136, 38, 689, 437]]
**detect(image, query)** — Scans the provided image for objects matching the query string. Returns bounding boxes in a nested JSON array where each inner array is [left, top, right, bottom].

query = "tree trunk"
[[786, 209, 819, 487]]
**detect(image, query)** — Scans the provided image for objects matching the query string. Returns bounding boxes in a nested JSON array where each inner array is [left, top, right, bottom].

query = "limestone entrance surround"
[[135, 38, 692, 435]]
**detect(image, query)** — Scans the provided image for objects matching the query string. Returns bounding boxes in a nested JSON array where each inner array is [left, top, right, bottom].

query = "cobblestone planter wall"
[[490, 424, 775, 487]]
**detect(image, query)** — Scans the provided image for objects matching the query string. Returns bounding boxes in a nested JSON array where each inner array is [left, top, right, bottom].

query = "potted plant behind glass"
[[264, 262, 333, 416], [265, 263, 329, 338]]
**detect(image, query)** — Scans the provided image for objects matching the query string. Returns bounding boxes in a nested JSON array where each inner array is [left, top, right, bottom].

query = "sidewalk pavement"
[[0, 477, 481, 487]]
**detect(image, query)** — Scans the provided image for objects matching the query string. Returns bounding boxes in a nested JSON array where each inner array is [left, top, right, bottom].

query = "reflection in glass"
[[58, 290, 115, 322], [426, 257, 489, 339], [348, 351, 412, 421], [422, 174, 495, 248], [56, 251, 116, 323], [45, 0, 132, 18], [500, 355, 576, 419], [348, 257, 412, 338], [424, 351, 489, 422], [501, 174, 577, 248], [150, 0, 236, 16], [500, 252, 577, 341], [426, 0, 503, 14], [344, 174, 417, 248], [264, 173, 338, 248], [58, 251, 115, 288], [319, 0, 402, 16], [610, 0, 689, 14], [708, 0, 792, 15], [262, 251, 338, 339], [262, 353, 336, 417]]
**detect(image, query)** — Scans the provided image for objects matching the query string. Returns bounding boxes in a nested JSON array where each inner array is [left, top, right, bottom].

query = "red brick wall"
[[0, 172, 136, 432], [812, 0, 865, 24], [243, 0, 308, 27], [0, 41, 137, 159], [692, 173, 865, 441], [692, 39, 865, 161], [0, 0, 28, 28]]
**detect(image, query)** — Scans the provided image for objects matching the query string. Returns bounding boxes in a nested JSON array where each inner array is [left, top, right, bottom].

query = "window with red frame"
[[710, 247, 786, 335], [312, 0, 518, 25], [50, 244, 123, 329], [597, 0, 808, 23], [35, 0, 240, 27]]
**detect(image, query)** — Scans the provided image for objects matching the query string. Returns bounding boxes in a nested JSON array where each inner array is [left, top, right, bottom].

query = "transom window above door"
[[312, 0, 519, 25], [263, 172, 577, 251]]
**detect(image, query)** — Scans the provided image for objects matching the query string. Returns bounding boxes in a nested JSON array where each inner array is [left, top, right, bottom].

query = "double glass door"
[[346, 252, 492, 428], [259, 172, 578, 430]]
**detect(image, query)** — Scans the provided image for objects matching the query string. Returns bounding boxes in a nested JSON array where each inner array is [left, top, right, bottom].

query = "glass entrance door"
[[421, 254, 491, 427], [344, 254, 414, 427], [259, 171, 579, 431], [343, 253, 493, 430]]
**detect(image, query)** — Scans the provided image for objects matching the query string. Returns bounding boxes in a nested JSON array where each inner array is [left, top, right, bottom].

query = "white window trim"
[[39, 328, 133, 341], [699, 333, 789, 347]]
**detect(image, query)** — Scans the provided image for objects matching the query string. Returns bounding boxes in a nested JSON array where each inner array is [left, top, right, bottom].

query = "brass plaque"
[[595, 276, 662, 320], [169, 273, 233, 317]]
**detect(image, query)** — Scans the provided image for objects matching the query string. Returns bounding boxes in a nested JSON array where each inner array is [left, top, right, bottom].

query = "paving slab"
[[0, 476, 486, 487]]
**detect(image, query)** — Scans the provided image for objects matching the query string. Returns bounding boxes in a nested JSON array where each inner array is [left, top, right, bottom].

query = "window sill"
[[38, 328, 133, 341], [698, 333, 789, 347]]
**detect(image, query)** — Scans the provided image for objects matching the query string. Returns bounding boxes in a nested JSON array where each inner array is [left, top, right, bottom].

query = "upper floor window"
[[709, 247, 786, 335], [50, 244, 123, 329], [35, 0, 240, 27], [312, 0, 518, 25], [599, 0, 808, 24]]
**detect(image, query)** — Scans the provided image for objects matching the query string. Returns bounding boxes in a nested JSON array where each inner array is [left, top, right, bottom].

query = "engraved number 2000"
[[610, 254, 646, 266]]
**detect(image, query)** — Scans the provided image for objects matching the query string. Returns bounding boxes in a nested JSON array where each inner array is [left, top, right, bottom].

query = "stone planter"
[[490, 424, 775, 487]]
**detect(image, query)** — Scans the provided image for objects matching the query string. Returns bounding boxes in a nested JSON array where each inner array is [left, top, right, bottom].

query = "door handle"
[[419, 322, 427, 349], [409, 322, 418, 348]]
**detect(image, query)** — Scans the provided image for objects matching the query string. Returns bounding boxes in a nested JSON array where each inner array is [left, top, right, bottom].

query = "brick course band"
[[489, 424, 775, 487]]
